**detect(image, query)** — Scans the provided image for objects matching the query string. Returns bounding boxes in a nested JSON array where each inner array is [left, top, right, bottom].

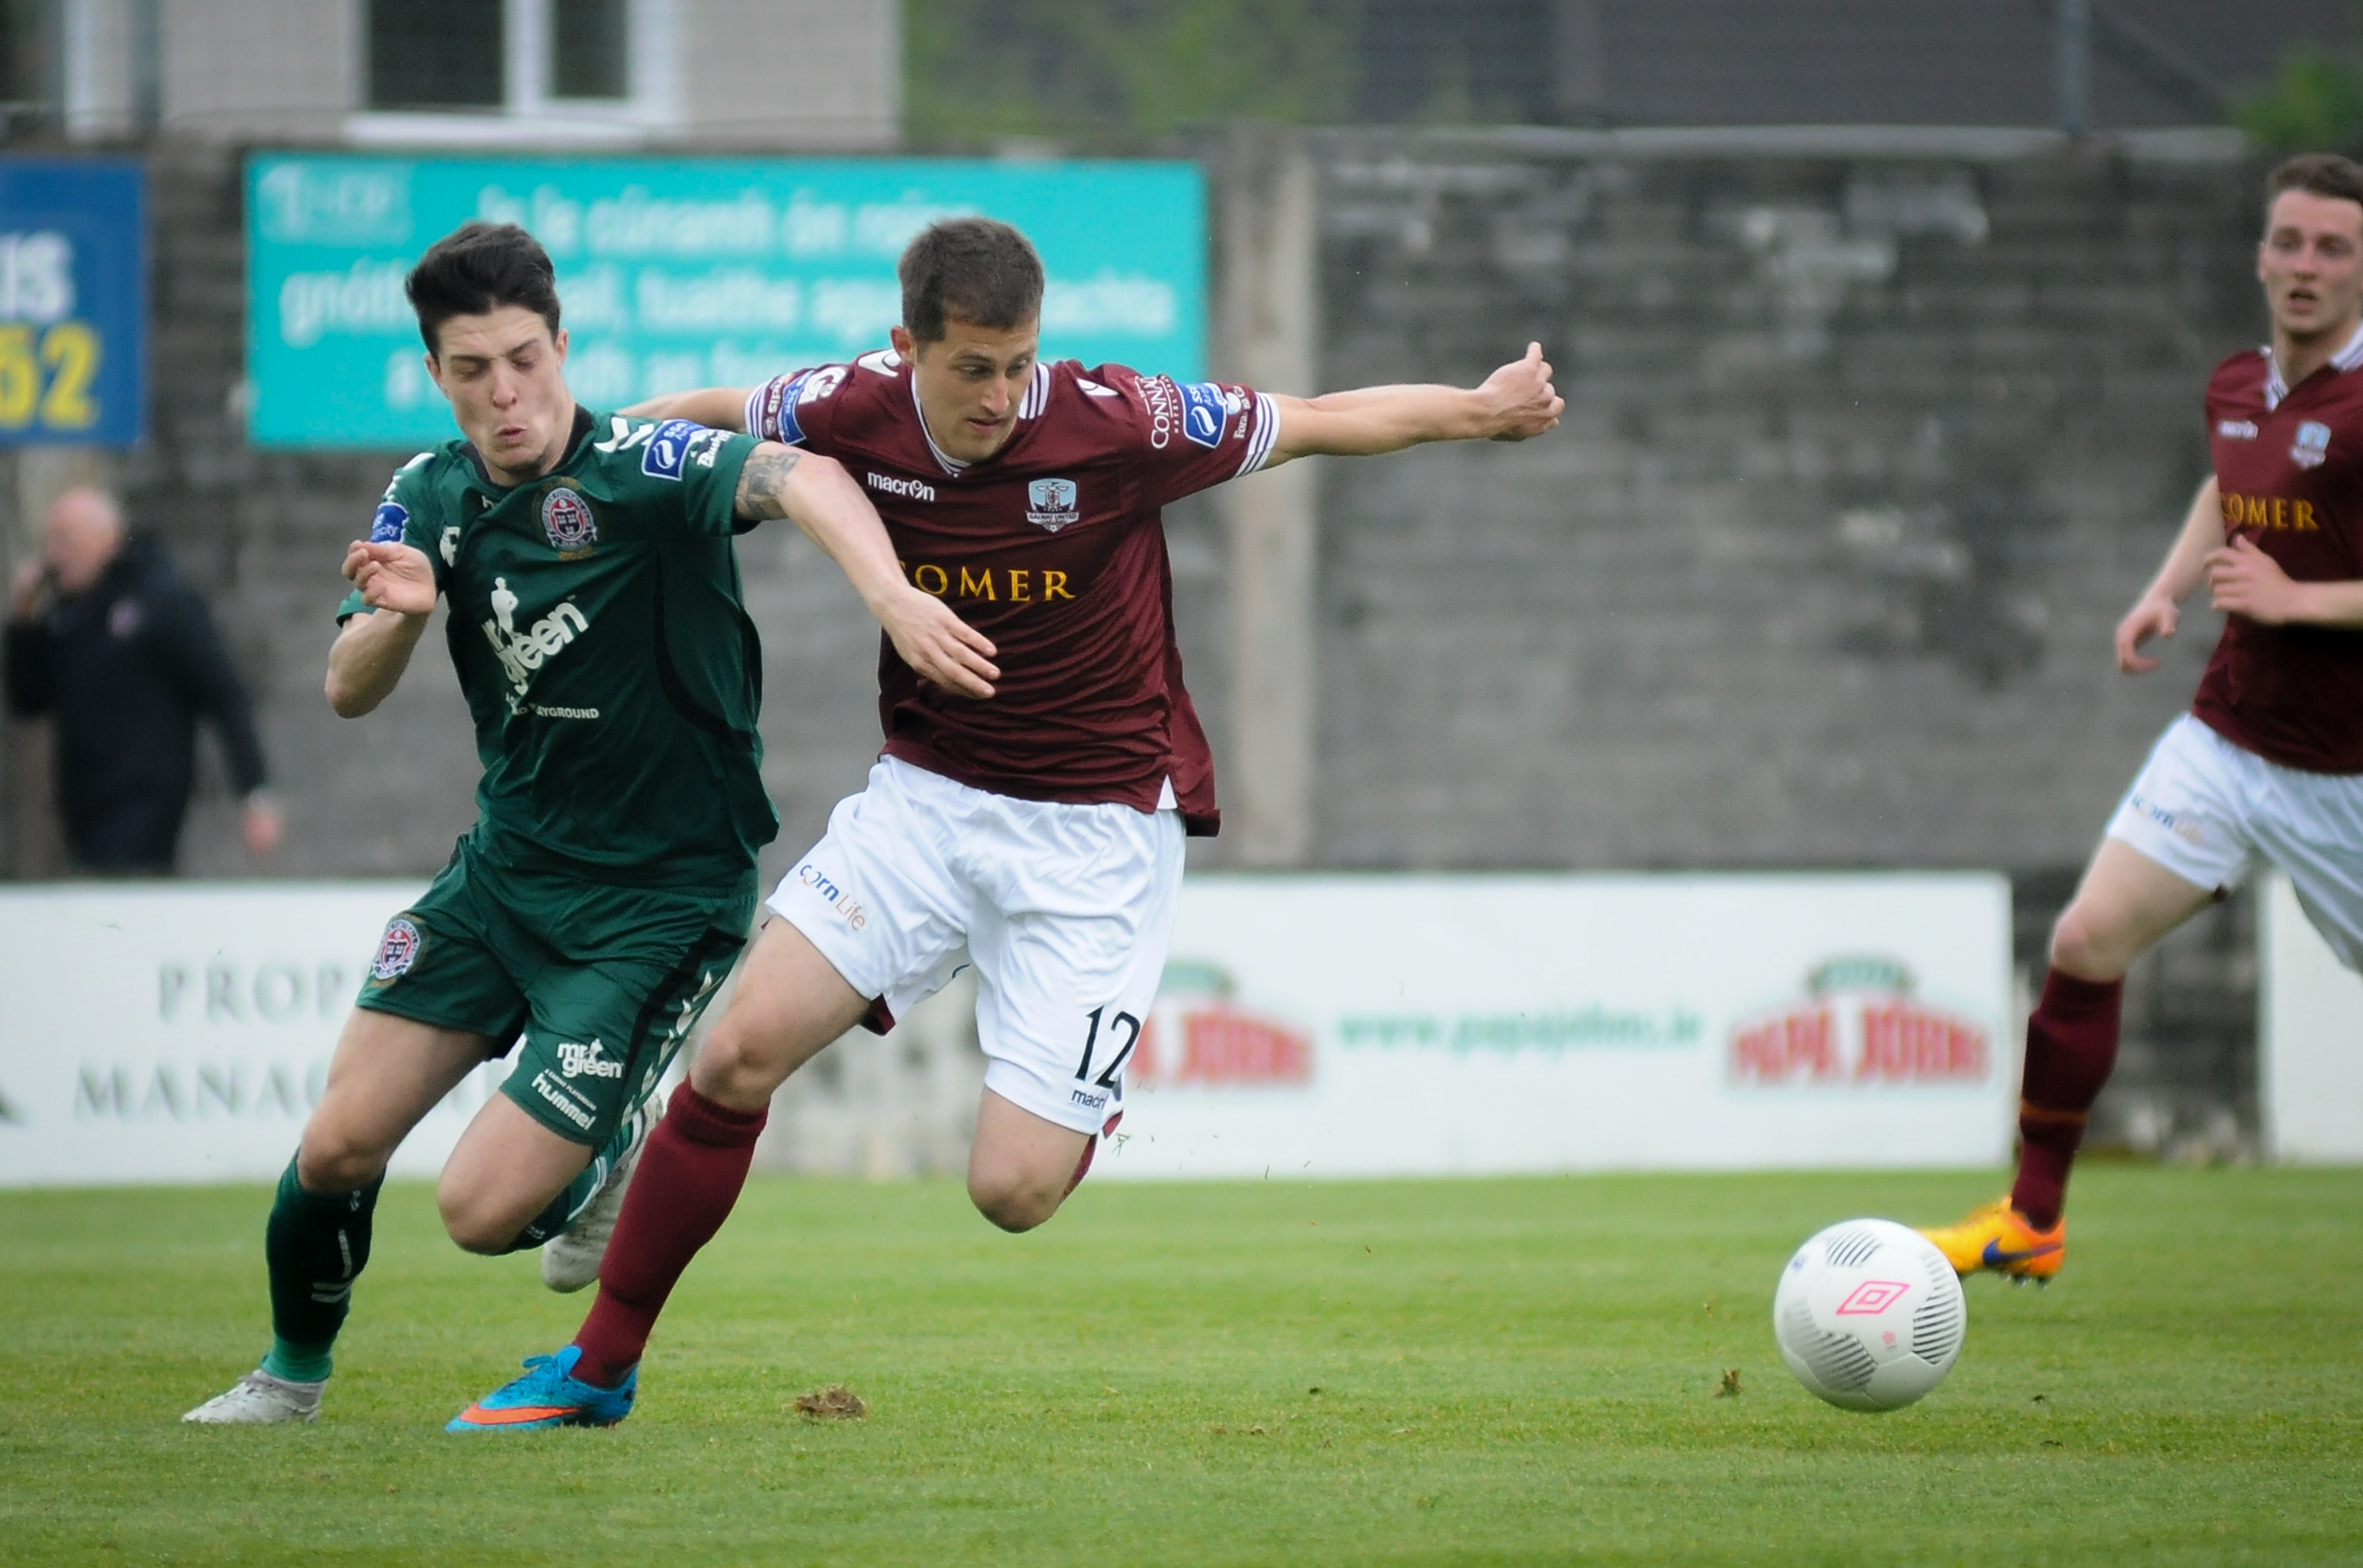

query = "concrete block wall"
[[1309, 137, 2249, 872]]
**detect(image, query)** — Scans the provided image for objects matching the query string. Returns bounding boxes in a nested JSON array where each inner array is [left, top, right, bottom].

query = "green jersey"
[[342, 406, 774, 888]]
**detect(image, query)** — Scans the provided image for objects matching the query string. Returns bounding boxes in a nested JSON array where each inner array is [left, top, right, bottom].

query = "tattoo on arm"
[[734, 444, 804, 521]]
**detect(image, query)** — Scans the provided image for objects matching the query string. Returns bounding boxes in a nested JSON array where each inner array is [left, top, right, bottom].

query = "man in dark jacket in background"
[[6, 485, 281, 873]]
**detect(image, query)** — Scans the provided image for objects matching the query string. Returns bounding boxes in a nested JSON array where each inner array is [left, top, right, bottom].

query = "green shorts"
[[357, 835, 756, 1146]]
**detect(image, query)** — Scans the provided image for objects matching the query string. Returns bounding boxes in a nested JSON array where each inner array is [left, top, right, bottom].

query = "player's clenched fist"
[[342, 539, 437, 615], [1482, 341, 1564, 441]]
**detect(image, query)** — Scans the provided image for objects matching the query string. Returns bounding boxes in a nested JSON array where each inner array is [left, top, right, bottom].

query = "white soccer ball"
[[1772, 1218, 1966, 1412]]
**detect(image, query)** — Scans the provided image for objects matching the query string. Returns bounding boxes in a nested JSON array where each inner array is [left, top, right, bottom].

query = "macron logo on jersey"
[[867, 470, 936, 503]]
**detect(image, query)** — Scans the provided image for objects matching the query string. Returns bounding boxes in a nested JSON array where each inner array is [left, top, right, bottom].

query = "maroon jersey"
[[745, 352, 1279, 833], [2192, 335, 2363, 774]]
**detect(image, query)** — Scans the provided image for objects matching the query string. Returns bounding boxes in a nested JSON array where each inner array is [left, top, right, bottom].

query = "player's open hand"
[[881, 586, 999, 700], [342, 539, 438, 616], [1480, 342, 1563, 441], [2204, 534, 2306, 626], [2114, 592, 2179, 673]]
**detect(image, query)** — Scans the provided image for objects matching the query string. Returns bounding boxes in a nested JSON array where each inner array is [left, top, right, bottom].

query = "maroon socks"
[[2008, 968, 2124, 1231], [570, 1082, 767, 1389]]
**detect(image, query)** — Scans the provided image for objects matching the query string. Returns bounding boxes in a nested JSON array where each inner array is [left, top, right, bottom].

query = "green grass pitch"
[[2, 1165, 2358, 1565]]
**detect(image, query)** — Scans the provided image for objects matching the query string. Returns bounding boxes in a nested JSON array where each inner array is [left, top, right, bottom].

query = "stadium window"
[[367, 0, 504, 110], [551, 0, 628, 100], [361, 0, 643, 124], [0, 0, 49, 111]]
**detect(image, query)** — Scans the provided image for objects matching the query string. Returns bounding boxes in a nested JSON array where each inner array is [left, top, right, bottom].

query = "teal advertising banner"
[[246, 156, 1205, 449]]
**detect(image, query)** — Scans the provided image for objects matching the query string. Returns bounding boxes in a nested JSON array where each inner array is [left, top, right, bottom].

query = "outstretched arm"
[[1264, 342, 1562, 467], [734, 444, 999, 699], [624, 387, 752, 430], [326, 541, 436, 716]]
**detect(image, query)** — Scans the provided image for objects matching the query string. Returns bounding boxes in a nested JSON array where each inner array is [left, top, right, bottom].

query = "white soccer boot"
[[182, 1369, 323, 1424], [539, 1099, 657, 1293]]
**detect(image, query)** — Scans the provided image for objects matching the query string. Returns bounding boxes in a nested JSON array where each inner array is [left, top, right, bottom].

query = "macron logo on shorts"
[[796, 860, 868, 931]]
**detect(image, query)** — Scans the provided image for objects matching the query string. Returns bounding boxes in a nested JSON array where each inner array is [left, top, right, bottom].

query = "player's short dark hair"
[[405, 221, 561, 355], [2267, 153, 2363, 225], [899, 217, 1044, 343]]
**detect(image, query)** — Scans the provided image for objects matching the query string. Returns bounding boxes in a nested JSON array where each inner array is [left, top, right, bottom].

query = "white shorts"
[[767, 756, 1186, 1134], [2106, 713, 2363, 971]]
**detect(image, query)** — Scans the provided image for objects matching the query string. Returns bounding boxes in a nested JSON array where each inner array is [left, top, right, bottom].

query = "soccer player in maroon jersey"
[[1925, 153, 2363, 1284], [450, 215, 1561, 1428]]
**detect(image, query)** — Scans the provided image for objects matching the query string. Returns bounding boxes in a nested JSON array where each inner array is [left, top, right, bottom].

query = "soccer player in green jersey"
[[183, 221, 996, 1425]]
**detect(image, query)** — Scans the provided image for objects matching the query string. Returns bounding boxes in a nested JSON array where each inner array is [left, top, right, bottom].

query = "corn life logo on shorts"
[[2108, 712, 2363, 973], [357, 839, 753, 1147], [768, 756, 1185, 1137]]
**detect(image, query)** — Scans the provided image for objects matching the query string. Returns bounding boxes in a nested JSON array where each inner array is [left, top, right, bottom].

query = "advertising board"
[[0, 157, 145, 447], [0, 874, 2013, 1187], [2259, 872, 2363, 1162], [246, 155, 1205, 447], [0, 884, 509, 1187], [1101, 874, 2015, 1177]]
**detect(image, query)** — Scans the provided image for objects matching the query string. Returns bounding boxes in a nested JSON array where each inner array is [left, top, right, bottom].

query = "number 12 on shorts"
[[1075, 1005, 1142, 1089]]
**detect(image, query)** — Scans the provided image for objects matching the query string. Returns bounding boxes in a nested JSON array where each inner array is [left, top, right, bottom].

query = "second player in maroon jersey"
[[1921, 154, 2363, 1282], [2191, 330, 2363, 772]]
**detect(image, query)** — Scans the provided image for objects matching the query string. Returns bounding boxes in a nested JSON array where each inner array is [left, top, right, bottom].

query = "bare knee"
[[690, 1013, 801, 1110], [295, 1122, 391, 1195], [968, 1170, 1064, 1233], [435, 1174, 526, 1254], [2049, 900, 2135, 981]]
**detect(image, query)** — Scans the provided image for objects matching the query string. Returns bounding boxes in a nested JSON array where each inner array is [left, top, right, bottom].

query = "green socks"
[[260, 1155, 381, 1383]]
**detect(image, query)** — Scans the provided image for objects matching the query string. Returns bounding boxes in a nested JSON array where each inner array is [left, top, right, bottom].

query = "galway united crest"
[[1026, 477, 1081, 532], [541, 486, 598, 554]]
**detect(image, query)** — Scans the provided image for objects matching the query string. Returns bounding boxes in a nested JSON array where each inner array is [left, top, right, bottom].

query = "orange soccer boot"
[[1919, 1198, 2066, 1285]]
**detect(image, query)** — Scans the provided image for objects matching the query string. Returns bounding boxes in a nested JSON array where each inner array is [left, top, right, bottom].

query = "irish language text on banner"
[[0, 158, 144, 447], [246, 155, 1205, 448], [1100, 873, 2015, 1178]]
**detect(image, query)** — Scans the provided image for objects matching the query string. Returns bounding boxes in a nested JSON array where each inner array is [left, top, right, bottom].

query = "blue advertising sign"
[[247, 156, 1205, 449], [0, 159, 145, 447]]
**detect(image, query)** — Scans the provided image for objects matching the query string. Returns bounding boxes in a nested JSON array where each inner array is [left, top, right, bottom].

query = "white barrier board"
[[0, 883, 514, 1187], [0, 874, 2014, 1187], [1101, 873, 2015, 1177], [2260, 872, 2363, 1162]]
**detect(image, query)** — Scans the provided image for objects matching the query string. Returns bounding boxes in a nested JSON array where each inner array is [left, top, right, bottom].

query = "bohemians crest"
[[541, 485, 598, 553], [371, 917, 423, 980]]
